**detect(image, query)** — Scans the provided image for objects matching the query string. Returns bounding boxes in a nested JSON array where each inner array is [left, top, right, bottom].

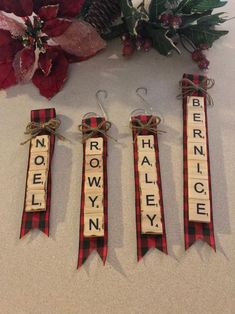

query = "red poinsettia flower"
[[0, 0, 106, 99]]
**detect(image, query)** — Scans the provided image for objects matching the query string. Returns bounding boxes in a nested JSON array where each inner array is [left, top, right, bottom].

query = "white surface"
[[0, 5, 235, 314]]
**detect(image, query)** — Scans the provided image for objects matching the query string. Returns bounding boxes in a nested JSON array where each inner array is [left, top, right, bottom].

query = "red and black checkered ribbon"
[[78, 116, 108, 268], [182, 74, 215, 250], [132, 115, 167, 260], [20, 108, 56, 238]]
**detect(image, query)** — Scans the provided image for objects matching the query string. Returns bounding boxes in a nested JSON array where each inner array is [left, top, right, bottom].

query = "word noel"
[[137, 135, 163, 234], [83, 137, 104, 237], [25, 135, 50, 212], [187, 96, 211, 223]]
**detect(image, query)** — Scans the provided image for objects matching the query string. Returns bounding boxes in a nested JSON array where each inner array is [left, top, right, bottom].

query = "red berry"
[[135, 37, 144, 50], [170, 16, 182, 29], [160, 13, 170, 25], [198, 58, 210, 70], [121, 33, 130, 42], [123, 38, 133, 46], [192, 49, 204, 62], [123, 44, 135, 56], [143, 38, 152, 52]]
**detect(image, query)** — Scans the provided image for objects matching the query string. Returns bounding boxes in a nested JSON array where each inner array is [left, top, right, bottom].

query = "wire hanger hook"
[[136, 87, 153, 115], [83, 90, 109, 120], [96, 89, 108, 120]]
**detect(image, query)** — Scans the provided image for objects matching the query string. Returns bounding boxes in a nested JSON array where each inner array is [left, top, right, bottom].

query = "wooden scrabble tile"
[[31, 135, 50, 152], [140, 189, 161, 213], [85, 172, 103, 192], [188, 178, 210, 200], [27, 170, 48, 190], [84, 213, 104, 237], [85, 137, 103, 155], [187, 110, 205, 126], [187, 142, 207, 161], [187, 96, 204, 110], [188, 199, 211, 223], [85, 155, 103, 172], [137, 135, 155, 152], [188, 160, 208, 179], [29, 152, 49, 171], [25, 190, 46, 212], [187, 125, 206, 143], [84, 193, 103, 213], [141, 210, 163, 234], [138, 151, 156, 172], [139, 171, 158, 190]]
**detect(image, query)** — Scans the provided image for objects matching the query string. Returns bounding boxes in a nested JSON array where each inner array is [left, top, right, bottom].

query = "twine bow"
[[21, 118, 66, 145], [78, 120, 117, 143], [130, 116, 166, 142], [177, 78, 215, 107]]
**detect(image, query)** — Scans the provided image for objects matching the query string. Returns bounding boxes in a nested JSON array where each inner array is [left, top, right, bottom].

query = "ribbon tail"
[[97, 246, 107, 265], [19, 228, 30, 239], [138, 244, 168, 261], [204, 237, 216, 251], [19, 222, 49, 238], [77, 248, 104, 269], [39, 226, 49, 237], [185, 236, 216, 251]]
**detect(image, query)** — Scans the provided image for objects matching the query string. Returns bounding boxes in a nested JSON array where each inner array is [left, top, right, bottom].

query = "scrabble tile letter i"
[[182, 74, 215, 251]]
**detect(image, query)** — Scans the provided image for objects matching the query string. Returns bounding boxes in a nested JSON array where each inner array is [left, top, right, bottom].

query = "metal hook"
[[136, 87, 153, 115], [83, 90, 108, 120], [96, 90, 108, 120]]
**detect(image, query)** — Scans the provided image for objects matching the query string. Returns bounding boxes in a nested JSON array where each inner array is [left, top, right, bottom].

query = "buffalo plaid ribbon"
[[78, 116, 108, 268], [20, 108, 56, 238], [132, 115, 167, 260], [182, 74, 215, 250]]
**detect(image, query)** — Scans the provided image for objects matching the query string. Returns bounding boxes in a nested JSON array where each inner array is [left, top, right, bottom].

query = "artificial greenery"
[[120, 0, 228, 56]]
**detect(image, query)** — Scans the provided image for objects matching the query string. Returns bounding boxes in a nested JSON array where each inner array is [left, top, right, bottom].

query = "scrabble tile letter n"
[[20, 108, 57, 238], [78, 116, 109, 268], [182, 74, 215, 251]]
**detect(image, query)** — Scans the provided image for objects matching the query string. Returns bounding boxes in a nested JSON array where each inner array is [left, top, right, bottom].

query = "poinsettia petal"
[[38, 4, 59, 21], [0, 30, 23, 63], [53, 20, 106, 59], [32, 47, 69, 99], [56, 0, 85, 17], [13, 47, 37, 83], [0, 0, 33, 17], [0, 12, 25, 37], [0, 61, 17, 89], [42, 18, 72, 37], [38, 52, 53, 76], [33, 0, 57, 13], [33, 0, 85, 17]]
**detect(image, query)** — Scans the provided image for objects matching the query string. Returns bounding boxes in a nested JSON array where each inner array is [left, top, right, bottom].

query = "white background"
[[0, 2, 234, 313]]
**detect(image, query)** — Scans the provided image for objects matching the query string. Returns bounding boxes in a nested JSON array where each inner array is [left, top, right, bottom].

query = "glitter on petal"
[[53, 20, 106, 59]]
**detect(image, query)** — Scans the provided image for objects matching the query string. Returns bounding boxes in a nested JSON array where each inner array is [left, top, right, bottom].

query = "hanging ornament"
[[20, 108, 65, 237], [178, 73, 216, 250], [129, 88, 168, 260], [77, 90, 115, 268]]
